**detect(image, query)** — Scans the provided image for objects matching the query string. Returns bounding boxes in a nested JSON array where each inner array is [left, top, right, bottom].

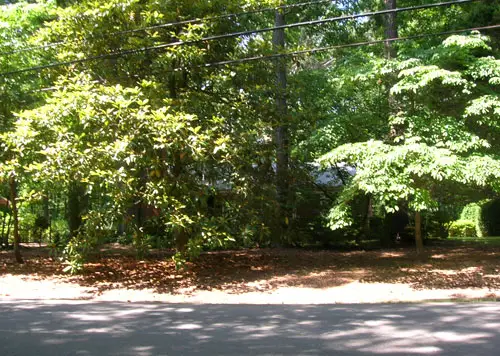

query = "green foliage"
[[448, 220, 477, 238], [423, 202, 462, 238], [61, 235, 91, 274], [51, 218, 69, 243], [0, 0, 56, 130], [460, 202, 487, 238], [451, 200, 500, 239], [117, 233, 133, 246], [2, 0, 500, 267], [318, 33, 500, 231], [172, 251, 187, 271], [5, 65, 269, 266]]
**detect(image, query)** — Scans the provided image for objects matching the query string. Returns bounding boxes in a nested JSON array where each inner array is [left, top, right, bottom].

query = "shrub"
[[455, 199, 500, 238], [117, 233, 133, 246], [460, 202, 487, 237], [448, 220, 477, 238]]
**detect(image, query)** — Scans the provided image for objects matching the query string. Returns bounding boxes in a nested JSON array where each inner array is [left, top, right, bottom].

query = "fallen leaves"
[[1, 244, 499, 296]]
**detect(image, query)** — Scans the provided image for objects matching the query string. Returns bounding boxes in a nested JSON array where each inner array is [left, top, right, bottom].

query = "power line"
[[1, 0, 336, 56], [31, 24, 500, 92], [114, 0, 336, 36], [195, 24, 500, 69], [3, 0, 481, 58], [0, 0, 484, 77]]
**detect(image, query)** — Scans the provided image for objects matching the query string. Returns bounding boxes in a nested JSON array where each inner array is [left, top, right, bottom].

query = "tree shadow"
[[1, 245, 500, 296], [1, 301, 500, 355]]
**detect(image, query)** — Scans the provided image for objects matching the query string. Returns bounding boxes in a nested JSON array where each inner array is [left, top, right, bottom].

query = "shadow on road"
[[1, 301, 499, 355]]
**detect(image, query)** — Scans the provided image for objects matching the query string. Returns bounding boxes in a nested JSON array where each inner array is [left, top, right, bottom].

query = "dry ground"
[[1, 244, 499, 303]]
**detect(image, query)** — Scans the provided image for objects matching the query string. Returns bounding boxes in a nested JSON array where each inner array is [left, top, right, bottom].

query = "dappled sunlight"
[[68, 313, 110, 322], [3, 302, 500, 355], [264, 269, 364, 289], [379, 252, 406, 258], [433, 331, 490, 342], [172, 323, 203, 330], [2, 245, 500, 303], [132, 346, 154, 356]]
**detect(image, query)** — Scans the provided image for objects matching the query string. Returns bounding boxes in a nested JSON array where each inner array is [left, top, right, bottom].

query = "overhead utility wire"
[[194, 24, 500, 69], [0, 0, 484, 77], [29, 24, 500, 94], [0, 0, 482, 55], [114, 0, 336, 35], [1, 0, 335, 56], [30, 23, 500, 91]]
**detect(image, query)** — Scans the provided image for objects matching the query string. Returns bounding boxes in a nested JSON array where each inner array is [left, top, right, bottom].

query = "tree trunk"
[[384, 0, 398, 59], [415, 211, 424, 254], [5, 214, 11, 248], [45, 192, 52, 242], [43, 192, 49, 220], [169, 63, 189, 252], [117, 217, 125, 237], [273, 9, 290, 244], [67, 182, 86, 238], [9, 176, 23, 264], [1, 212, 7, 249], [382, 0, 403, 248], [40, 192, 50, 245], [359, 195, 373, 244]]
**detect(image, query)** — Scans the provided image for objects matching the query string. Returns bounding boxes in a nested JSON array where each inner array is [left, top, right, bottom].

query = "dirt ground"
[[1, 244, 499, 303]]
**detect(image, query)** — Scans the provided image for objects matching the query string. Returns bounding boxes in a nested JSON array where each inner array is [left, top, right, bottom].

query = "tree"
[[2, 0, 499, 268], [5, 73, 242, 269], [319, 33, 500, 248], [2, 0, 283, 265], [0, 0, 56, 261]]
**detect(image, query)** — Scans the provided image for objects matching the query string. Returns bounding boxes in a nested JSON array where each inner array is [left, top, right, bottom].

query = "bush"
[[460, 202, 487, 237], [448, 220, 477, 238], [454, 199, 500, 238], [51, 218, 70, 243], [117, 233, 133, 246]]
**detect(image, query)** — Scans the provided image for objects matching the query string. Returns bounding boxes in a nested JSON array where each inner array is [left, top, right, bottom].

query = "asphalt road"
[[1, 300, 499, 355]]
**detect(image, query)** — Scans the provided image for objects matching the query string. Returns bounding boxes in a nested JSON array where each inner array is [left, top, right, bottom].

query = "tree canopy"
[[1, 0, 498, 269]]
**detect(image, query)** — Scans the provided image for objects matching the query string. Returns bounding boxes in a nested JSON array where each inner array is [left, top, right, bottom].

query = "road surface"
[[1, 300, 499, 355]]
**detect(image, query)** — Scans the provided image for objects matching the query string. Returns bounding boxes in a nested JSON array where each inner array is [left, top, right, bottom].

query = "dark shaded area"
[[482, 199, 500, 237], [1, 301, 500, 355]]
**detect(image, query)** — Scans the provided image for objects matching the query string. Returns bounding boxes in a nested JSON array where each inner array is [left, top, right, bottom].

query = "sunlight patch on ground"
[[68, 313, 110, 321], [132, 346, 154, 356], [84, 327, 115, 333], [379, 252, 406, 258], [172, 323, 202, 330], [434, 331, 492, 342], [384, 346, 442, 354]]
